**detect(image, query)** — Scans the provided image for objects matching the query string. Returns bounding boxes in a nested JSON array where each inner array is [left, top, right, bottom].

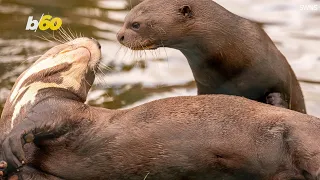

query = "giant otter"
[[0, 39, 319, 179], [0, 37, 102, 178], [117, 0, 306, 113], [1, 95, 320, 179], [0, 37, 101, 134]]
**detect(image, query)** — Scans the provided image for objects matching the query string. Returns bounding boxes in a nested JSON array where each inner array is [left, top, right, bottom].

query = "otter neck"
[[180, 47, 239, 95], [38, 87, 88, 103], [178, 18, 270, 95]]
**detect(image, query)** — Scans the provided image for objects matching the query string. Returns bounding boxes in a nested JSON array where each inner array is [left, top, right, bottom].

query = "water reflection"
[[0, 0, 320, 117], [0, 0, 135, 40], [0, 0, 195, 113]]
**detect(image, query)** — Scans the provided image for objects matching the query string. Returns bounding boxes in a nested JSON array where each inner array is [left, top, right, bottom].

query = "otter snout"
[[117, 29, 125, 43], [117, 22, 141, 44], [116, 26, 158, 50], [91, 38, 101, 49]]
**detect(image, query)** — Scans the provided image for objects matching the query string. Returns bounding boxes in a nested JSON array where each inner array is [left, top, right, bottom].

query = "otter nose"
[[117, 31, 125, 43], [91, 38, 101, 49]]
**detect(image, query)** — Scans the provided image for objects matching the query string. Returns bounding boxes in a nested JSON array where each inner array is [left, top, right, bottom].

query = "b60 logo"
[[26, 14, 62, 31]]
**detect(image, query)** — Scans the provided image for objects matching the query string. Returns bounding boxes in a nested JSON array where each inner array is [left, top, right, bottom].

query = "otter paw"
[[2, 132, 33, 171], [266, 92, 289, 108]]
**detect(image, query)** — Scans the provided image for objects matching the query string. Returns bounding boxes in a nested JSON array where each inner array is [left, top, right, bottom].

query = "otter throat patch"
[[10, 55, 78, 104], [10, 67, 85, 129]]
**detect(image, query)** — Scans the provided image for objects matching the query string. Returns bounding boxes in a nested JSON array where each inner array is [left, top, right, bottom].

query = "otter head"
[[1, 37, 101, 129], [117, 0, 205, 50]]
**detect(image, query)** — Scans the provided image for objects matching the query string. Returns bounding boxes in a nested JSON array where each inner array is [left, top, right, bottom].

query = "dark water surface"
[[0, 0, 320, 116]]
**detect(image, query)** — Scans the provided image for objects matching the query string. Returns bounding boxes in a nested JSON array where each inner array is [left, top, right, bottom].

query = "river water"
[[0, 0, 319, 117]]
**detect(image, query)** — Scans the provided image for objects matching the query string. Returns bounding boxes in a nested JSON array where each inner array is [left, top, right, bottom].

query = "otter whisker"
[[98, 62, 113, 72], [147, 27, 165, 61], [138, 42, 148, 61], [83, 77, 91, 87], [130, 48, 134, 60], [34, 35, 54, 43], [151, 49, 158, 61], [25, 55, 42, 64], [97, 66, 107, 76], [49, 30, 64, 43], [51, 31, 67, 44], [115, 45, 124, 58], [143, 172, 150, 180], [133, 50, 138, 62], [50, 31, 67, 44], [140, 50, 144, 59], [128, 43, 135, 59], [94, 76, 101, 84], [96, 74, 107, 85], [122, 49, 129, 62], [76, 31, 83, 39], [19, 54, 42, 66], [96, 68, 103, 76], [62, 27, 74, 41], [132, 49, 138, 63], [67, 27, 76, 40], [59, 27, 72, 42], [151, 23, 168, 61], [133, 49, 146, 69], [75, 31, 79, 39], [96, 75, 103, 84], [138, 41, 145, 55], [58, 27, 71, 41], [138, 51, 143, 61], [27, 54, 42, 60], [39, 31, 65, 44], [160, 40, 169, 64], [97, 73, 109, 85], [121, 45, 130, 62]]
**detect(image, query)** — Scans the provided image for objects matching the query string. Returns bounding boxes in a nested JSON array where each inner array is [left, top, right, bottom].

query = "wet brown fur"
[[1, 95, 320, 179]]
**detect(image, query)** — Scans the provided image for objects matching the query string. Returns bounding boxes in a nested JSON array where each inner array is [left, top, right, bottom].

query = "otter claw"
[[0, 161, 7, 169], [23, 133, 34, 144], [2, 130, 29, 171], [0, 161, 7, 177]]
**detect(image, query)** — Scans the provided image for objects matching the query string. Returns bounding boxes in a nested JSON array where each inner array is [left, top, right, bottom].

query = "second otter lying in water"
[[1, 40, 320, 180], [117, 0, 306, 113], [2, 95, 320, 179]]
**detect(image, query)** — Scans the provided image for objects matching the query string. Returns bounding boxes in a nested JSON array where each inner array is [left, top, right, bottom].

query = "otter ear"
[[179, 5, 193, 18]]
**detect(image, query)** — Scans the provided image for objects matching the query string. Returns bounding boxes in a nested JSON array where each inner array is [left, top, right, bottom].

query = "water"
[[0, 0, 319, 116]]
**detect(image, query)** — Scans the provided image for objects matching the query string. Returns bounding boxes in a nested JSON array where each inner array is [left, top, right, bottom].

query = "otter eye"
[[132, 22, 140, 30]]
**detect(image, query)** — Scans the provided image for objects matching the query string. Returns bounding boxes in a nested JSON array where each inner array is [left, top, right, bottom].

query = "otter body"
[[2, 95, 320, 180], [117, 0, 306, 113]]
